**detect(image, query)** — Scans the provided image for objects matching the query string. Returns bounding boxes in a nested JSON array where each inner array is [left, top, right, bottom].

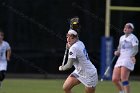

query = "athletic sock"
[[119, 90, 124, 93]]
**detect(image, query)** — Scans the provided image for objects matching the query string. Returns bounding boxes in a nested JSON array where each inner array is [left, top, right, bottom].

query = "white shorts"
[[114, 56, 135, 71], [0, 62, 7, 71], [71, 70, 98, 87]]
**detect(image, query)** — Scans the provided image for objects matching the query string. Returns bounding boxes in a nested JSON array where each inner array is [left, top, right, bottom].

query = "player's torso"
[[70, 41, 96, 73], [120, 34, 137, 57]]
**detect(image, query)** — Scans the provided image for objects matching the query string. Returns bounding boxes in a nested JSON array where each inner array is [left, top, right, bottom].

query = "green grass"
[[0, 79, 139, 93]]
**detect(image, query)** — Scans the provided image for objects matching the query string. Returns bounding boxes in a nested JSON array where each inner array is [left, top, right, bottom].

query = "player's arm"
[[131, 37, 139, 57], [114, 37, 122, 56], [59, 46, 77, 71], [59, 58, 77, 71], [131, 37, 139, 64], [6, 49, 11, 61], [117, 44, 121, 52], [130, 45, 138, 64], [132, 45, 138, 57], [114, 43, 121, 56]]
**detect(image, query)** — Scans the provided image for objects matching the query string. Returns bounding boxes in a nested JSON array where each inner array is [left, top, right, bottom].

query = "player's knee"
[[121, 76, 129, 81], [112, 78, 119, 83], [63, 84, 70, 91], [85, 87, 95, 93], [122, 81, 129, 86]]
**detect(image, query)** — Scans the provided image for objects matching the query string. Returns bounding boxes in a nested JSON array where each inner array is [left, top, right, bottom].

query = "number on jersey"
[[83, 48, 89, 60]]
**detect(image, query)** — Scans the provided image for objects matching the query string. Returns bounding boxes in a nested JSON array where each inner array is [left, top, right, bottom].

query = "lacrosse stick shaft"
[[101, 56, 117, 81], [62, 46, 68, 66]]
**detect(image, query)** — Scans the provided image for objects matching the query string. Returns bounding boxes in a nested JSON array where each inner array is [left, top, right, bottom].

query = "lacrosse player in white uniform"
[[59, 29, 98, 93], [0, 30, 11, 87], [112, 23, 139, 93]]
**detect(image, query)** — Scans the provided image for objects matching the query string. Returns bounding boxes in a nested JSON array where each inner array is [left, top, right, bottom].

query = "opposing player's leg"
[[85, 86, 95, 93], [63, 75, 81, 93], [121, 66, 131, 93], [112, 67, 124, 93]]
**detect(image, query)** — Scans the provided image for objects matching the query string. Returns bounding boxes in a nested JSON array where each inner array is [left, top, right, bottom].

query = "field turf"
[[0, 79, 139, 93]]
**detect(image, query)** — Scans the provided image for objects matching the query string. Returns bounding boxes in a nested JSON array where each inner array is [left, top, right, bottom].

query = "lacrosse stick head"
[[70, 16, 80, 33]]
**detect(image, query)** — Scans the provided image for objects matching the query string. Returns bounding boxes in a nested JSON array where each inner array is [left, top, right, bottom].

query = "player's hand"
[[114, 51, 120, 56], [131, 56, 136, 64], [59, 66, 63, 71], [66, 43, 71, 49]]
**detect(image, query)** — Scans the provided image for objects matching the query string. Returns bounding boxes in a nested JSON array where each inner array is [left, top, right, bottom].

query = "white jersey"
[[0, 41, 11, 71], [115, 34, 139, 71], [119, 34, 139, 57], [69, 40, 98, 87]]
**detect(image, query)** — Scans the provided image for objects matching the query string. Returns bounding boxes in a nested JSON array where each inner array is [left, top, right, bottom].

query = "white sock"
[[119, 90, 124, 93]]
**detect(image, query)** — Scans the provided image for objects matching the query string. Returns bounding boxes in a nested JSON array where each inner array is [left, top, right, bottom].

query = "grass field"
[[0, 79, 139, 93]]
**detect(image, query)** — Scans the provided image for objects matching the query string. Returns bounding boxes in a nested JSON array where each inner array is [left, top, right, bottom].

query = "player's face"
[[66, 34, 76, 46], [123, 25, 133, 34], [0, 32, 4, 42]]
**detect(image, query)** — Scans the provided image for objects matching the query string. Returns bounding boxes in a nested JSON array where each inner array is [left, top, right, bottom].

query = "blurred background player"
[[112, 23, 139, 93], [59, 29, 98, 93], [0, 30, 11, 87]]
